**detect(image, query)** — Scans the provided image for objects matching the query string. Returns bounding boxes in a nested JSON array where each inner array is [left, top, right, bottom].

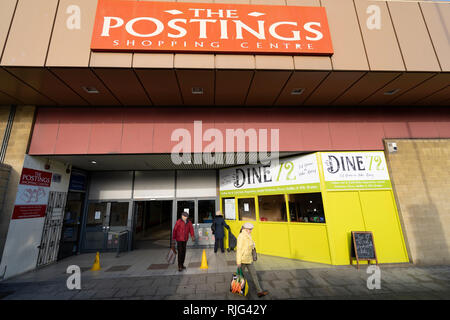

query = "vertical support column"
[[0, 105, 35, 262], [0, 106, 12, 161], [316, 152, 335, 265]]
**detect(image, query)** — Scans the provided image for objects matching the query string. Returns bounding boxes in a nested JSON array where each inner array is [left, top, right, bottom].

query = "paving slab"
[[287, 287, 312, 298], [195, 283, 216, 294], [136, 286, 158, 296], [289, 279, 311, 288], [309, 287, 333, 297], [271, 280, 292, 289], [176, 284, 196, 295]]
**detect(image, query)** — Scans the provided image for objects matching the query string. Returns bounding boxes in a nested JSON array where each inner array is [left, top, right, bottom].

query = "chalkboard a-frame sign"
[[351, 231, 378, 269]]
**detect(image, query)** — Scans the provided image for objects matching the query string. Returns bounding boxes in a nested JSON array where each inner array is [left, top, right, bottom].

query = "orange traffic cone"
[[200, 249, 208, 269], [91, 252, 101, 271]]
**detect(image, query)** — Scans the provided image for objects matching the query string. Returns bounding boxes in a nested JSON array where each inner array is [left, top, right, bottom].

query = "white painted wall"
[[133, 171, 175, 199], [88, 171, 133, 200], [176, 170, 217, 198], [0, 156, 71, 280]]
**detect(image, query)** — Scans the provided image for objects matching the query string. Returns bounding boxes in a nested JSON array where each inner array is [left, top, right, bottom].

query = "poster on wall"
[[224, 198, 236, 220], [220, 153, 320, 197], [11, 168, 52, 220], [321, 151, 392, 190]]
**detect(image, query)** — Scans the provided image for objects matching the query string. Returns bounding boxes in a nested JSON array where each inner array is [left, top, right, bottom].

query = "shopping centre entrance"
[[84, 200, 132, 252], [133, 200, 173, 250]]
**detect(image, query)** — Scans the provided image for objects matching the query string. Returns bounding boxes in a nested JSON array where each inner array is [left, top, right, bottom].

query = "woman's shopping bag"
[[252, 248, 257, 261], [166, 248, 177, 264], [230, 267, 248, 296]]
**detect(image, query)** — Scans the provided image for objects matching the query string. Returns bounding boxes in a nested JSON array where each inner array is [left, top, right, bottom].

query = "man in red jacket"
[[172, 211, 195, 272]]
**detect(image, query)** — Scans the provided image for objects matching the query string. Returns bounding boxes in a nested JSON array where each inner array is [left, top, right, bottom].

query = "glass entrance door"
[[174, 199, 217, 247], [84, 202, 110, 251], [83, 201, 130, 252], [197, 199, 216, 246]]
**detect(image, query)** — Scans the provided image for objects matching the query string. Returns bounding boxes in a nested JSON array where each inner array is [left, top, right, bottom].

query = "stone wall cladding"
[[385, 139, 450, 265]]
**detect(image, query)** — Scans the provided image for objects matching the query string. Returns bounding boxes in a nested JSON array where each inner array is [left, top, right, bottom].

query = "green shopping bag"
[[230, 267, 248, 296]]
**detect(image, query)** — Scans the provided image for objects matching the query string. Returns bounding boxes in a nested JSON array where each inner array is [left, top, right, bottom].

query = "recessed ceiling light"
[[192, 87, 204, 95], [291, 88, 305, 95], [91, 160, 97, 164], [82, 86, 99, 94], [383, 88, 401, 96]]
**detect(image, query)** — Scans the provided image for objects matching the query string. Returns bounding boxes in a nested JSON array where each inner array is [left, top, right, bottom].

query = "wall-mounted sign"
[[321, 151, 391, 190], [12, 168, 52, 220], [91, 0, 333, 55], [68, 169, 87, 191], [220, 154, 320, 197], [224, 198, 236, 220]]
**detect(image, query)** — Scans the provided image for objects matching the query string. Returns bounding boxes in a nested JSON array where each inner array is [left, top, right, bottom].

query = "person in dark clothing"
[[212, 210, 230, 253], [172, 212, 195, 272]]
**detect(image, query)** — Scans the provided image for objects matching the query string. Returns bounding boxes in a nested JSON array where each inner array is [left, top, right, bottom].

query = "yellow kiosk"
[[220, 152, 409, 266]]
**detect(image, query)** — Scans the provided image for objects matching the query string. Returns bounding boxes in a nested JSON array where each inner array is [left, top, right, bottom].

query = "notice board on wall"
[[224, 198, 236, 220]]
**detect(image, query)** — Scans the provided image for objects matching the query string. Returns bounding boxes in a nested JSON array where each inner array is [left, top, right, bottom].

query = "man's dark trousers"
[[214, 238, 224, 253], [177, 241, 187, 268]]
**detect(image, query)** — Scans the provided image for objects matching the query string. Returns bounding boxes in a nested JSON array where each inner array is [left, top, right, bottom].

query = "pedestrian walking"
[[236, 222, 269, 297], [172, 212, 195, 272], [211, 210, 230, 253]]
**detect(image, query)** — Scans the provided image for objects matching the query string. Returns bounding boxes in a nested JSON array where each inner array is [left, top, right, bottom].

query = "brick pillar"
[[0, 105, 36, 259]]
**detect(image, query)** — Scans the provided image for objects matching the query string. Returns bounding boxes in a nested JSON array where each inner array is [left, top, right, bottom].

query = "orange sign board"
[[91, 0, 333, 55]]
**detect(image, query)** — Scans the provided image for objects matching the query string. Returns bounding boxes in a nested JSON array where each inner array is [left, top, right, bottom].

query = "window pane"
[[176, 200, 195, 223], [258, 195, 287, 222], [109, 202, 129, 227], [238, 198, 256, 221], [288, 193, 325, 223], [198, 200, 215, 223]]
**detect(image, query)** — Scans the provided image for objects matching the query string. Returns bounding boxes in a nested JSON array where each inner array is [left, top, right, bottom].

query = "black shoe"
[[182, 265, 186, 270], [178, 267, 183, 272]]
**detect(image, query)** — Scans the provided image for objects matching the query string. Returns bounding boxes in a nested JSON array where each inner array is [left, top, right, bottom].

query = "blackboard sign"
[[351, 231, 378, 268]]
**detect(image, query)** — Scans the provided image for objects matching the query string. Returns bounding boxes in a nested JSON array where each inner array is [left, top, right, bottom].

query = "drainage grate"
[[105, 265, 131, 272], [147, 264, 169, 270]]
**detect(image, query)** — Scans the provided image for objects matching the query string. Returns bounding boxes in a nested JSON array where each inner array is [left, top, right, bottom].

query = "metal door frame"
[[173, 197, 219, 247]]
